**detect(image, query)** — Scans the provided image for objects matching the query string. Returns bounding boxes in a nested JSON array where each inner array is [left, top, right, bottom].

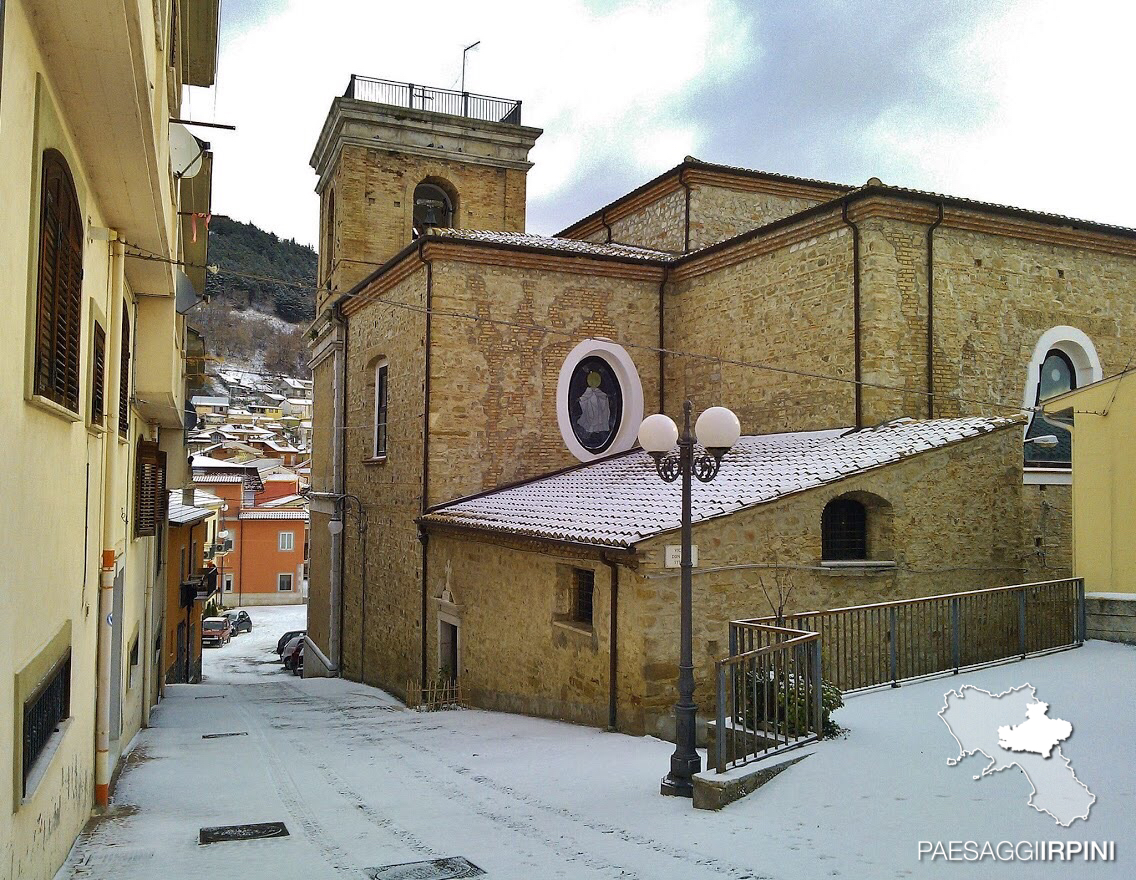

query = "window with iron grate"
[[821, 498, 867, 561], [572, 568, 595, 625], [22, 652, 71, 795]]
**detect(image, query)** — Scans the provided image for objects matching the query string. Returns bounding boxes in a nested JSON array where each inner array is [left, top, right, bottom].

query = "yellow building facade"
[[1045, 371, 1136, 599], [0, 2, 219, 877]]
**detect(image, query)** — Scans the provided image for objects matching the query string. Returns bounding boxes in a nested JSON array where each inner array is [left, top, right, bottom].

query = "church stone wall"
[[854, 215, 1136, 425], [664, 224, 857, 434], [342, 268, 429, 695], [924, 222, 1136, 418], [633, 424, 1040, 737], [325, 145, 528, 305], [421, 425, 1054, 740], [687, 185, 828, 250], [423, 536, 628, 730], [607, 188, 686, 252], [426, 259, 663, 505]]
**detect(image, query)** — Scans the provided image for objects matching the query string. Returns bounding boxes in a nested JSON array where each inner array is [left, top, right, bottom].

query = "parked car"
[[292, 643, 304, 676], [202, 616, 232, 648], [276, 629, 306, 656], [224, 610, 253, 634], [281, 635, 305, 670]]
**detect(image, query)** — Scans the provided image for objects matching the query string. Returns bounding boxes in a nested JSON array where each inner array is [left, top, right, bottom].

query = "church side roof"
[[420, 416, 1021, 550], [429, 228, 676, 261]]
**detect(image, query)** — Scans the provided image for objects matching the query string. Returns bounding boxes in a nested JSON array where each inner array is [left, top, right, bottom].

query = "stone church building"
[[305, 77, 1134, 737]]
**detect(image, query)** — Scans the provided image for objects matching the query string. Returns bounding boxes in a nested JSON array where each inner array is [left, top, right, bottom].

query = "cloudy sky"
[[193, 0, 1136, 250]]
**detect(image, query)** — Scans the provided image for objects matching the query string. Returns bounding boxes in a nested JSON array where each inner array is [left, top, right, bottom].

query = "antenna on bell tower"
[[461, 41, 480, 94]]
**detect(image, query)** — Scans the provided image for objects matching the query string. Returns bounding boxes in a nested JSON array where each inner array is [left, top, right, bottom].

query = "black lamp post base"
[[660, 775, 694, 798], [660, 751, 702, 798]]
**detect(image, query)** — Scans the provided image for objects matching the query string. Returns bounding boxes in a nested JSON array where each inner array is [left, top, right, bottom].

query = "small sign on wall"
[[664, 545, 698, 568]]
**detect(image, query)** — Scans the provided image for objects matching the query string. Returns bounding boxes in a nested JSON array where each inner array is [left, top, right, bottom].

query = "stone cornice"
[[311, 97, 542, 193]]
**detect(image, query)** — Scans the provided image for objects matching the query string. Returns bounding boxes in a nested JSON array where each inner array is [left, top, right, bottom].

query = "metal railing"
[[752, 578, 1084, 694], [714, 623, 824, 773], [343, 76, 523, 125]]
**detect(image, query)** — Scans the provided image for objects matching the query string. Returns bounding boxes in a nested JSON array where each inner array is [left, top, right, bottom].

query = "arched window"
[[413, 182, 453, 236], [1022, 328, 1100, 469], [323, 189, 335, 283], [822, 498, 867, 561], [34, 150, 84, 412]]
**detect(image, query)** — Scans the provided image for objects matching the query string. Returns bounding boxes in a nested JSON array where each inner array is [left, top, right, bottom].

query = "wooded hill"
[[194, 216, 318, 376]]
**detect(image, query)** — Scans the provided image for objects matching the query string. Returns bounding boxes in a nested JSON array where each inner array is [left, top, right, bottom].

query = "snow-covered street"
[[56, 605, 1134, 879]]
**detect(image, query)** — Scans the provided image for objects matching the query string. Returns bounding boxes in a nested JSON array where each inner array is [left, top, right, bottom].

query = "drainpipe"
[[840, 200, 863, 428], [603, 555, 620, 730], [419, 242, 433, 688], [680, 169, 692, 252], [96, 237, 124, 807], [925, 203, 944, 418]]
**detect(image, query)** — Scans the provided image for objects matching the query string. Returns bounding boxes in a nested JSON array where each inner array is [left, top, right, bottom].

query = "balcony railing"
[[343, 76, 522, 125]]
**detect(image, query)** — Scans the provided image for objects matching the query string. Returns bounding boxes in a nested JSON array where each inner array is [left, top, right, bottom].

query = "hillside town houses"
[[3, 2, 1135, 877]]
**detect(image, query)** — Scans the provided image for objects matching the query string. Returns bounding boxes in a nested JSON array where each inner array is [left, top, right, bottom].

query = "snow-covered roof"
[[263, 494, 306, 508], [190, 395, 229, 407], [422, 417, 1021, 549], [167, 491, 219, 525], [239, 509, 309, 521], [286, 398, 312, 406], [193, 473, 244, 484], [429, 228, 676, 261]]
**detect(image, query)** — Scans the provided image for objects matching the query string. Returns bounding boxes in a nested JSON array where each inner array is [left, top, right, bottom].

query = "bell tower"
[[310, 76, 542, 311]]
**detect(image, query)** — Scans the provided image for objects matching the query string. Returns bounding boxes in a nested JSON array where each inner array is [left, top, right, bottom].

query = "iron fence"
[[714, 623, 824, 773], [749, 578, 1084, 694], [344, 76, 523, 125]]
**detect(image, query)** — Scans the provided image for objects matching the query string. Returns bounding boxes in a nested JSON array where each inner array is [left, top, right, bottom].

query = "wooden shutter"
[[91, 322, 106, 423], [118, 305, 131, 435], [134, 440, 166, 537], [34, 150, 83, 412]]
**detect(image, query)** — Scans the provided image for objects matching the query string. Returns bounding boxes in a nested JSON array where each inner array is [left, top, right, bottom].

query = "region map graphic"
[[939, 684, 1094, 826]]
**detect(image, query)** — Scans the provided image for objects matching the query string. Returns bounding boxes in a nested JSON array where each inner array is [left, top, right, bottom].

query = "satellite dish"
[[170, 123, 205, 179]]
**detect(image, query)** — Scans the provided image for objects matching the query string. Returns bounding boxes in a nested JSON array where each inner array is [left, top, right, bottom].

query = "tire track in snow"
[[290, 685, 771, 880], [236, 696, 360, 876]]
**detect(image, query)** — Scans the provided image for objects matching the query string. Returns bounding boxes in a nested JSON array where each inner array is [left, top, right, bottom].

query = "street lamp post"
[[639, 400, 740, 797]]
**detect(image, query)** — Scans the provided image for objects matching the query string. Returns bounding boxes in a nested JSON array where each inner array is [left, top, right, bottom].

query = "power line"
[[123, 242, 1045, 417]]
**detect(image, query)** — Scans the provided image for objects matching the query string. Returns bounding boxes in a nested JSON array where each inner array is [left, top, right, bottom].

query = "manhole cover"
[[366, 857, 484, 879], [198, 822, 289, 845], [202, 731, 249, 739]]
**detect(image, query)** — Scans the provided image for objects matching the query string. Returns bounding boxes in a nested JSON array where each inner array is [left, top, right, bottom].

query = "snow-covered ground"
[[57, 605, 1134, 879]]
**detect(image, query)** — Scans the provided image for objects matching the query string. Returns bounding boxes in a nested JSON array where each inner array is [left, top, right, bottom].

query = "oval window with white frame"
[[557, 339, 644, 462]]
